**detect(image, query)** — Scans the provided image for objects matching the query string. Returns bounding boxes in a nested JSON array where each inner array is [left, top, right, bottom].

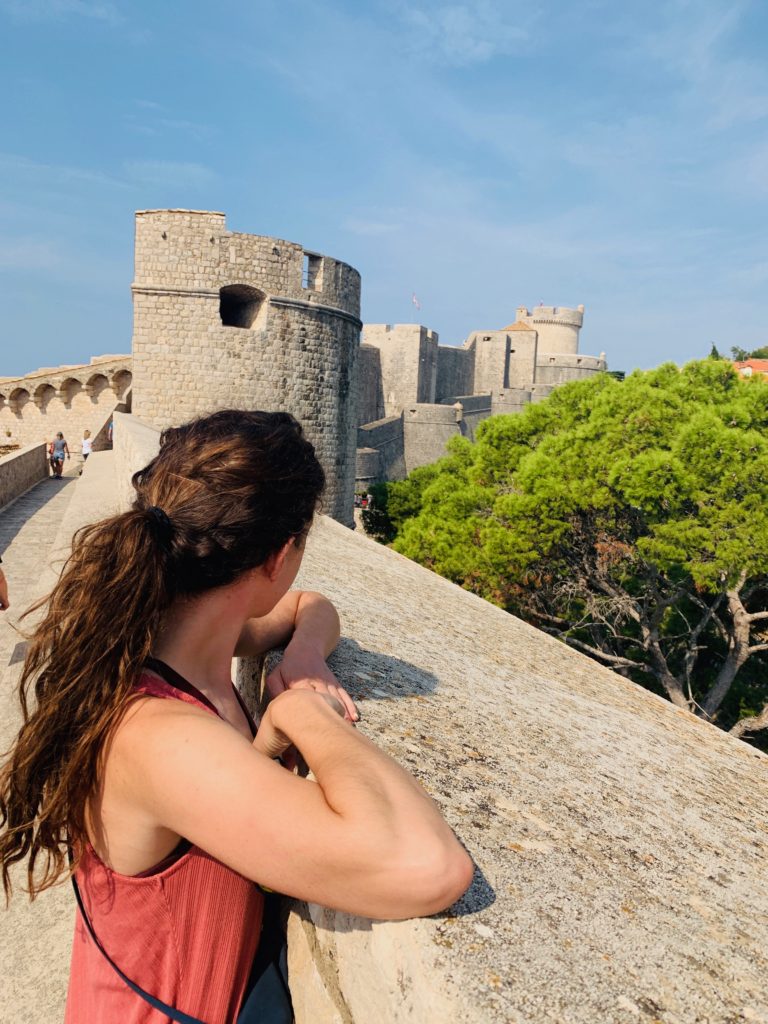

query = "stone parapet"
[[0, 443, 49, 510], [356, 415, 405, 482]]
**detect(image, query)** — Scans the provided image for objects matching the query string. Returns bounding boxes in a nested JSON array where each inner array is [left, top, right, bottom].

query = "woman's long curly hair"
[[0, 409, 324, 900]]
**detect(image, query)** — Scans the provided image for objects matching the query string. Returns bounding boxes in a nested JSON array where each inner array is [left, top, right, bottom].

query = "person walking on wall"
[[79, 430, 92, 476], [0, 558, 8, 611], [50, 432, 70, 479], [0, 409, 473, 1024]]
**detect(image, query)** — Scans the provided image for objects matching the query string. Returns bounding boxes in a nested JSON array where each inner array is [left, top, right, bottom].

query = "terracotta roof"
[[503, 321, 537, 332], [734, 359, 768, 374]]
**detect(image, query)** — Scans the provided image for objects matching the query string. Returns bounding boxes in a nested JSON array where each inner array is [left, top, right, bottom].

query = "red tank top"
[[65, 661, 264, 1024]]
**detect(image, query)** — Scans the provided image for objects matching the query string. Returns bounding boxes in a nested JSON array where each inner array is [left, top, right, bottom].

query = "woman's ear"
[[262, 539, 295, 582]]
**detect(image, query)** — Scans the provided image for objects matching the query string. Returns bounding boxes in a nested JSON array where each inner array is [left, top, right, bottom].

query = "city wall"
[[356, 415, 405, 483], [361, 325, 438, 417], [357, 345, 385, 426], [402, 403, 463, 474], [0, 357, 132, 452], [440, 394, 492, 441], [436, 343, 474, 401], [0, 443, 49, 510]]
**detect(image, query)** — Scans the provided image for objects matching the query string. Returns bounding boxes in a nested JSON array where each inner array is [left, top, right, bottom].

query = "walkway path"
[[0, 455, 117, 1023]]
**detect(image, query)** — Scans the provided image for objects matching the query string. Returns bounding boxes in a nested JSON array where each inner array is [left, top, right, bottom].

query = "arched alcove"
[[34, 383, 56, 412], [58, 377, 83, 407], [112, 369, 132, 400], [219, 284, 265, 329], [85, 373, 109, 401], [9, 387, 30, 415]]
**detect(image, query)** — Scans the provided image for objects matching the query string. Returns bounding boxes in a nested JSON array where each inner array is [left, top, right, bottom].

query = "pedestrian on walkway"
[[79, 430, 92, 476], [0, 558, 8, 611], [49, 433, 70, 478], [0, 409, 472, 1024]]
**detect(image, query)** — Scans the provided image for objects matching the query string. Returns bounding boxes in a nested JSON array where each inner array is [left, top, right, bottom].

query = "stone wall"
[[402, 403, 462, 474], [354, 447, 381, 488], [0, 357, 132, 453], [356, 416, 405, 482], [357, 345, 385, 426], [468, 331, 511, 396], [112, 412, 163, 508], [287, 515, 768, 1024], [361, 325, 438, 417], [491, 387, 533, 416], [0, 443, 49, 510], [436, 343, 474, 401], [535, 352, 606, 385], [130, 210, 361, 526], [440, 394, 492, 441]]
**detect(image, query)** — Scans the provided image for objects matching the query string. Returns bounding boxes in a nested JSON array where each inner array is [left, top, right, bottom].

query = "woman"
[[79, 428, 92, 476], [0, 410, 473, 1023], [49, 431, 70, 478]]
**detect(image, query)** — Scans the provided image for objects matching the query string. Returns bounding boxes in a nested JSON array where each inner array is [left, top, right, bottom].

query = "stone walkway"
[[0, 459, 116, 1024], [0, 470, 78, 680]]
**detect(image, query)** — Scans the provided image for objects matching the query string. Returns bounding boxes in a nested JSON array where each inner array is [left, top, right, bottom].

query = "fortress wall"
[[0, 442, 49, 510], [0, 360, 131, 453], [471, 332, 512, 395], [436, 343, 474, 401], [357, 344, 385, 426], [362, 325, 438, 418], [440, 394, 492, 441], [530, 383, 556, 403], [357, 415, 405, 482], [535, 354, 606, 386], [491, 388, 532, 416], [355, 447, 381, 487], [131, 211, 361, 526], [505, 330, 538, 389], [403, 403, 461, 474]]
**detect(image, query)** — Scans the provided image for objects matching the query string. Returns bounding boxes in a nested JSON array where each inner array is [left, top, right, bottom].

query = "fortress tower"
[[516, 304, 584, 355], [131, 210, 361, 525]]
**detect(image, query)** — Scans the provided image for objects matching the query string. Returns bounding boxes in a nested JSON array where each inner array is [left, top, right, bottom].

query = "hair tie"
[[147, 505, 173, 545]]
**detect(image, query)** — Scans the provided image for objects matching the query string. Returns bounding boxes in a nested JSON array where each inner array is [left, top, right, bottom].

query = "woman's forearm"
[[268, 691, 469, 893], [286, 591, 340, 660]]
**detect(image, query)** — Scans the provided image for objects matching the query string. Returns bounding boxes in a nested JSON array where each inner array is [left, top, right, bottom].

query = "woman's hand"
[[253, 689, 346, 761], [265, 644, 359, 722]]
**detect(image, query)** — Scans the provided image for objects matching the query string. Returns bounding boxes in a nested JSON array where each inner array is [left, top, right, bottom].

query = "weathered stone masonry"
[[131, 210, 361, 526]]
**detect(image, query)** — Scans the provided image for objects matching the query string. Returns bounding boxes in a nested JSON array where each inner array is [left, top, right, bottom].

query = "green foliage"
[[375, 362, 768, 737], [731, 345, 768, 360]]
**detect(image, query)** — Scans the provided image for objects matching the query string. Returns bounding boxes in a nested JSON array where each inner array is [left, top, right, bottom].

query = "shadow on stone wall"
[[327, 637, 439, 704]]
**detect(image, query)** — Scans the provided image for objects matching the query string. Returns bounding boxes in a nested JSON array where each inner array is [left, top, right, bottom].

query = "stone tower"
[[131, 210, 361, 525], [516, 304, 584, 354]]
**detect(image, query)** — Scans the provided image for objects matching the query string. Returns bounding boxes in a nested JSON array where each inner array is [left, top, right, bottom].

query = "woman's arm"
[[120, 690, 473, 919], [235, 590, 339, 658], [236, 591, 356, 720]]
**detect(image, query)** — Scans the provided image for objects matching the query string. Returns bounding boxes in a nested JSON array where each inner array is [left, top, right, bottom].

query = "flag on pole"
[[412, 293, 421, 311]]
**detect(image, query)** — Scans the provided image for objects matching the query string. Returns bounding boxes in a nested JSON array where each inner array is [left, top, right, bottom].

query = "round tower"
[[521, 304, 584, 355], [131, 210, 361, 525]]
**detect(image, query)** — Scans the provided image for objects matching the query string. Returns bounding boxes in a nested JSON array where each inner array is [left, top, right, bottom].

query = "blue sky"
[[1, 0, 767, 378]]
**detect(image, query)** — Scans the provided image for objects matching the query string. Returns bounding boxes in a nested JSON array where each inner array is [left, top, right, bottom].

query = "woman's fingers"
[[327, 683, 359, 722]]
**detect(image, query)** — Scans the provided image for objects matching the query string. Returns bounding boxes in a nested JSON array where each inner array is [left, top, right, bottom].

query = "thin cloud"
[[0, 0, 124, 24], [391, 0, 530, 65], [0, 237, 60, 271], [123, 160, 215, 188], [0, 152, 129, 189], [343, 218, 403, 236]]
